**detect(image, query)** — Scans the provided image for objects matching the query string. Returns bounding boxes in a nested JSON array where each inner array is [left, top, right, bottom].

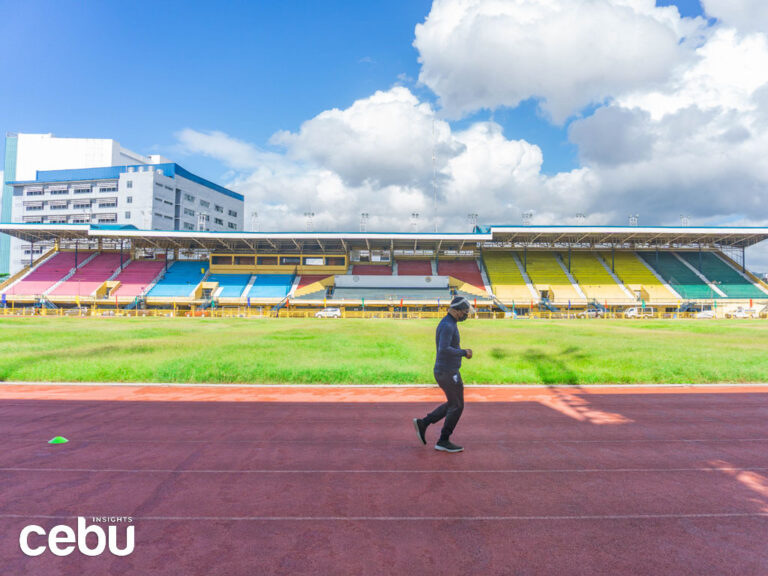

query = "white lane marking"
[[3, 381, 768, 389], [1, 512, 767, 522], [7, 437, 768, 444], [3, 466, 768, 474]]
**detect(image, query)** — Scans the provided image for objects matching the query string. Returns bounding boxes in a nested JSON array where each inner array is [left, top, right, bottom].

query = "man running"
[[413, 296, 474, 453]]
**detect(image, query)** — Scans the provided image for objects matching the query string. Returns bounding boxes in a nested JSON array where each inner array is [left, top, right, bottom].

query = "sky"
[[2, 0, 768, 267]]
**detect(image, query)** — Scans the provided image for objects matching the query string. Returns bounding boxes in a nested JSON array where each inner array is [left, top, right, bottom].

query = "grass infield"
[[1, 317, 766, 385]]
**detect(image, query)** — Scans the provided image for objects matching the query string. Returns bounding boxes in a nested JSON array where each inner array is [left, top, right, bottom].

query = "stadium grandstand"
[[1, 223, 767, 317]]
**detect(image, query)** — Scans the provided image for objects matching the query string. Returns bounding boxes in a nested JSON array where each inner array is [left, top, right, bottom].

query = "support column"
[[30, 242, 34, 267], [611, 245, 615, 272], [742, 246, 746, 273], [568, 246, 571, 272]]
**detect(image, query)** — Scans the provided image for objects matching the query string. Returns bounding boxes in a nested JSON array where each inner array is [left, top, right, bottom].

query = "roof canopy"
[[1, 224, 767, 252]]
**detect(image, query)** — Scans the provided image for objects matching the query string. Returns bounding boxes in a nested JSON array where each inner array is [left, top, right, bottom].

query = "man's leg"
[[437, 371, 464, 442]]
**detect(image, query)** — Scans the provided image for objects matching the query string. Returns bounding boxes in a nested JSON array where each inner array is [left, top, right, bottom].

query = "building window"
[[227, 222, 236, 229], [183, 208, 195, 217], [126, 180, 133, 189], [155, 182, 163, 187], [214, 217, 223, 225], [73, 187, 91, 194], [25, 188, 43, 196], [99, 186, 118, 193], [214, 204, 223, 213], [125, 211, 131, 219], [25, 205, 44, 211], [126, 196, 133, 204], [49, 203, 69, 210], [184, 193, 195, 202], [228, 209, 237, 217], [200, 200, 210, 208], [183, 222, 195, 230], [49, 188, 69, 195]]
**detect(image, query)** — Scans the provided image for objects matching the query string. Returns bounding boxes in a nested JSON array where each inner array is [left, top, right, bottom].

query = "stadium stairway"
[[637, 252, 714, 300], [600, 251, 680, 301], [111, 260, 167, 299], [523, 252, 585, 305], [1, 251, 86, 297], [676, 251, 767, 299], [561, 252, 629, 302], [482, 252, 536, 303], [50, 253, 125, 297], [146, 261, 209, 299]]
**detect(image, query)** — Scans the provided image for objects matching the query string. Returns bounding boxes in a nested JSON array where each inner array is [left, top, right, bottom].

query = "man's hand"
[[465, 349, 473, 359]]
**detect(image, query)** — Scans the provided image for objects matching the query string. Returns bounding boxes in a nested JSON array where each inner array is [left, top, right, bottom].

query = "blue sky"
[[4, 0, 768, 273], [1, 0, 704, 179]]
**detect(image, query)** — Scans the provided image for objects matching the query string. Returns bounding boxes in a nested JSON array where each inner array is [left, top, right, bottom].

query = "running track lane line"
[[4, 467, 768, 474], [2, 513, 768, 522]]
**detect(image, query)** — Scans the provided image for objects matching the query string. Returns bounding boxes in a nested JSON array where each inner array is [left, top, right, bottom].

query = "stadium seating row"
[[3, 250, 764, 304]]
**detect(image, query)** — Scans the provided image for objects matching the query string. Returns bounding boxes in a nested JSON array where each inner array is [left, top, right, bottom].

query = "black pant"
[[424, 369, 464, 442]]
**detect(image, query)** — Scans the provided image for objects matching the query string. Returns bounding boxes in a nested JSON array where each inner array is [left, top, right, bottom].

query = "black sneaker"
[[435, 440, 463, 453], [413, 418, 427, 445]]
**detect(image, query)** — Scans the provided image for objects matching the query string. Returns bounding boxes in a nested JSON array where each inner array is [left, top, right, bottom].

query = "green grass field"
[[1, 317, 766, 385]]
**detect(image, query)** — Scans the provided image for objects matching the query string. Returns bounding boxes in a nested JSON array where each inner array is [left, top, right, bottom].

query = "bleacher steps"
[[0, 248, 59, 293], [476, 257, 495, 297], [510, 253, 540, 301], [594, 253, 637, 300], [107, 259, 132, 282], [241, 275, 257, 299], [713, 252, 768, 296], [554, 254, 587, 300], [673, 253, 727, 298], [44, 252, 99, 296], [633, 253, 682, 300], [288, 275, 301, 297], [142, 265, 168, 297]]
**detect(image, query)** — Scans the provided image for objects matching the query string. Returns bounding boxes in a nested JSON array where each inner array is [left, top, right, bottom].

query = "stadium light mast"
[[360, 212, 369, 233], [251, 211, 259, 232], [411, 212, 419, 233], [576, 212, 586, 225], [467, 213, 478, 232], [522, 210, 534, 226], [629, 214, 639, 227], [680, 214, 689, 227], [304, 211, 315, 233]]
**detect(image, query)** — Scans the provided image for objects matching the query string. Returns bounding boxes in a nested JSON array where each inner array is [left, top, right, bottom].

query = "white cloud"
[[182, 87, 554, 233], [414, 0, 704, 123], [173, 1, 768, 269], [701, 0, 768, 35]]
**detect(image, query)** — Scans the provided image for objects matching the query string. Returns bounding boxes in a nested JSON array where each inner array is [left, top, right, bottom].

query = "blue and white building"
[[2, 133, 243, 274]]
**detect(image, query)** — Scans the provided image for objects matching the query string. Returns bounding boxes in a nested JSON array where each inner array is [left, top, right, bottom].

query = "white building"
[[2, 133, 243, 274]]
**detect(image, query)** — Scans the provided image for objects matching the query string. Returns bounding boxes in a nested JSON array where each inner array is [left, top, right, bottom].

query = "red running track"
[[1, 384, 768, 575]]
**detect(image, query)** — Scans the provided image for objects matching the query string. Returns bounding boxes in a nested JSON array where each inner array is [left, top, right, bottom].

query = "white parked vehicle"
[[694, 309, 715, 319], [315, 307, 342, 318], [725, 306, 757, 319], [624, 306, 656, 319]]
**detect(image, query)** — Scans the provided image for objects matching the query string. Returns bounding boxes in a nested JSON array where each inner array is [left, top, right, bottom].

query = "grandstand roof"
[[1, 223, 767, 251]]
